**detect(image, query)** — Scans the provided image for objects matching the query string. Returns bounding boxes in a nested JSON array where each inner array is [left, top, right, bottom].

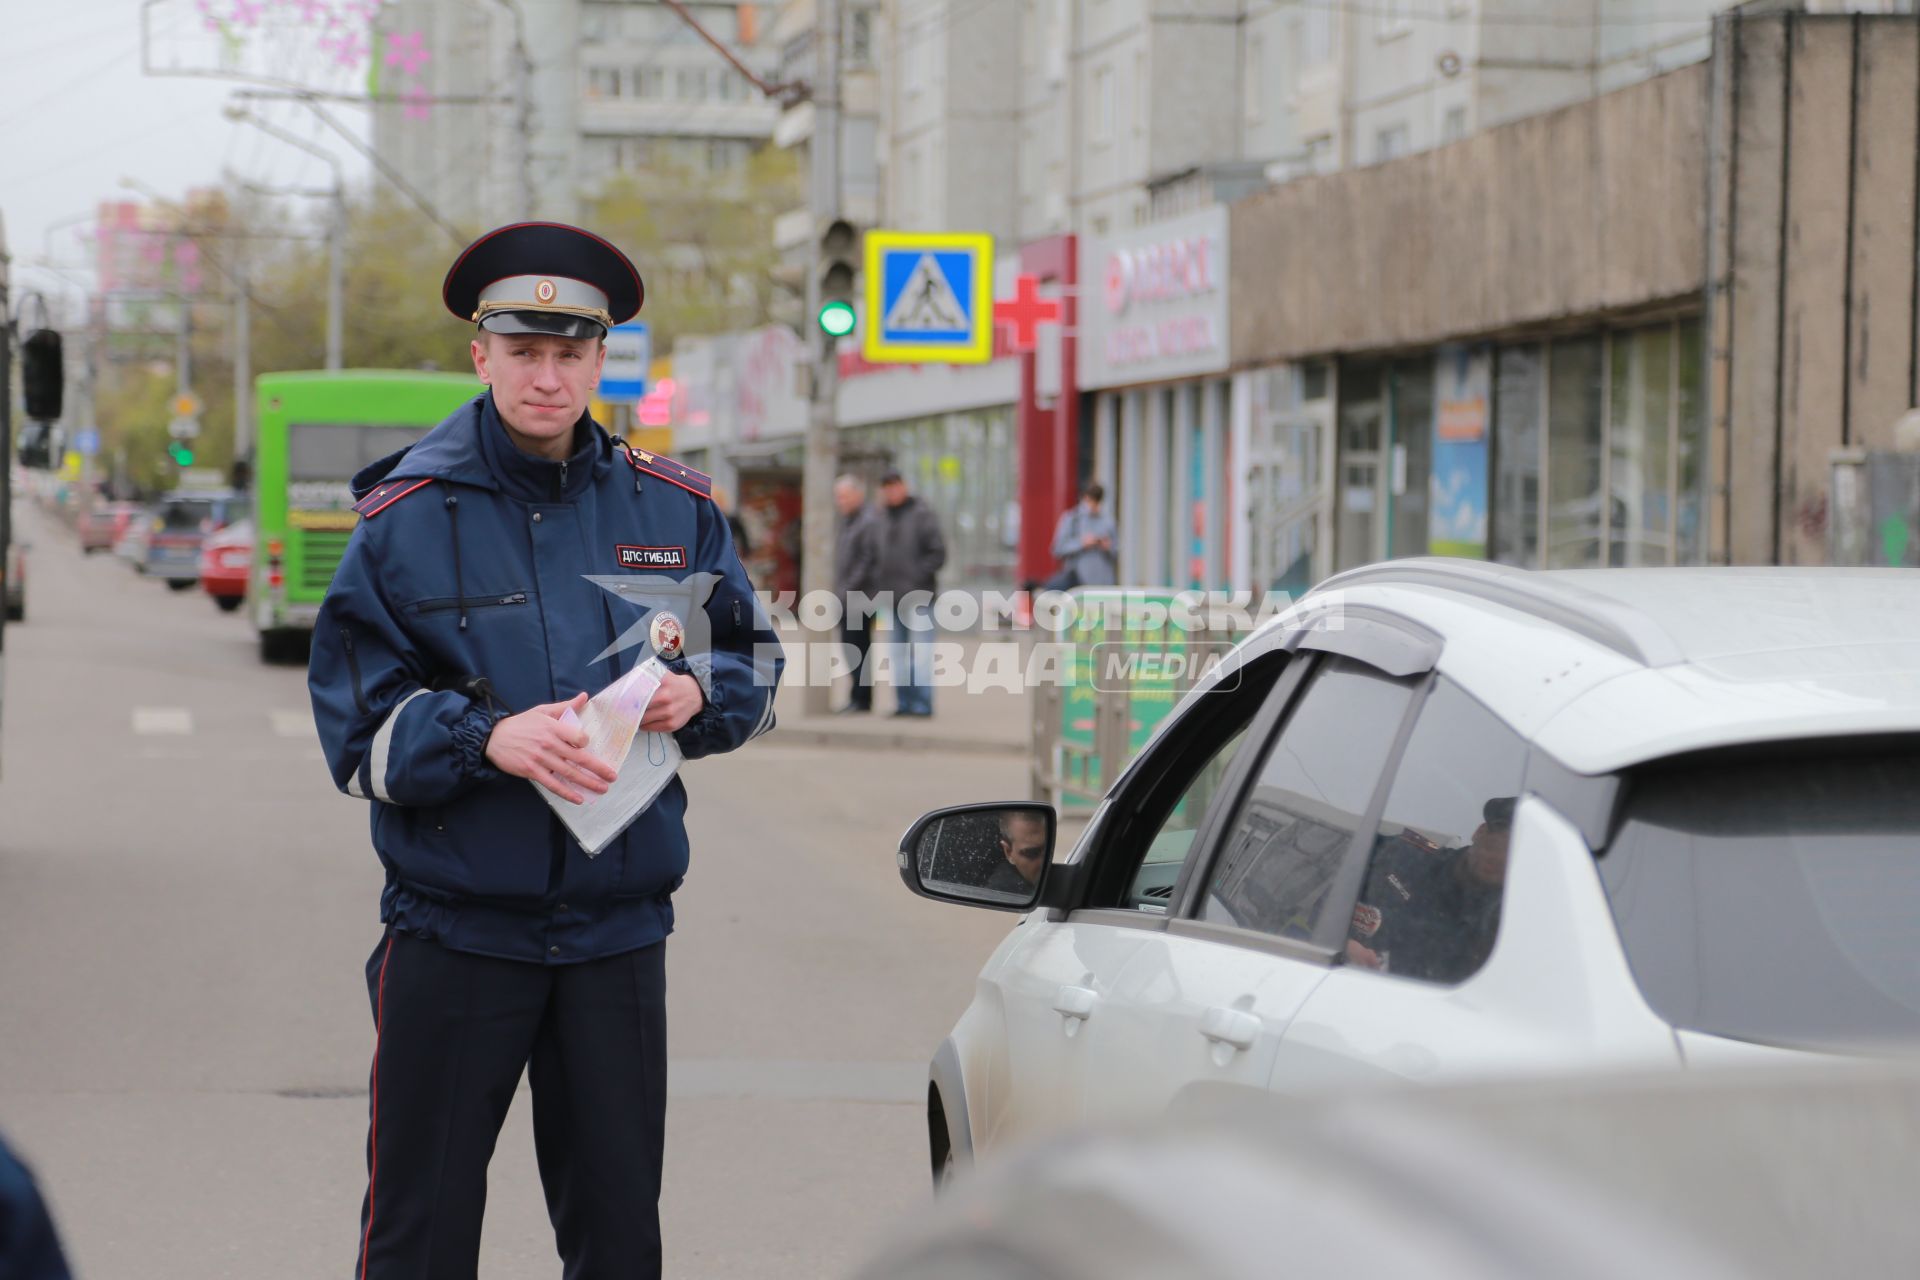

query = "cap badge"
[[535, 278, 557, 304], [649, 611, 685, 659]]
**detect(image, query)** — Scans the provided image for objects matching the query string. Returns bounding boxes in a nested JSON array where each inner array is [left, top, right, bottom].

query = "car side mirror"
[[898, 802, 1056, 912]]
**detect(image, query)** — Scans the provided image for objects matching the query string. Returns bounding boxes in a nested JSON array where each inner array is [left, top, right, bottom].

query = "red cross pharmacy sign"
[[993, 274, 1064, 352]]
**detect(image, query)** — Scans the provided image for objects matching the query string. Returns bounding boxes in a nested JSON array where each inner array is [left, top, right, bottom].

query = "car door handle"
[[1199, 1006, 1260, 1052], [1052, 985, 1097, 1021]]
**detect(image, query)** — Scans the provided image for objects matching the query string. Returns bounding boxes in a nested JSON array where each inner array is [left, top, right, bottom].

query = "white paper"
[[536, 657, 684, 857]]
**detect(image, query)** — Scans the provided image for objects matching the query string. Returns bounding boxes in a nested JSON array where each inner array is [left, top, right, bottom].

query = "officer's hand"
[[639, 673, 704, 733], [484, 693, 619, 805], [1344, 939, 1385, 970]]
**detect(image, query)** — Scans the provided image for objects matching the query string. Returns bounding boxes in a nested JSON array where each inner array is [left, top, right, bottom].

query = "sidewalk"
[[764, 624, 1031, 756]]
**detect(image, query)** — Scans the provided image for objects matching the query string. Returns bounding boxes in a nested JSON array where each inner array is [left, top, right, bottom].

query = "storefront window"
[[1609, 323, 1674, 567], [1389, 362, 1435, 561], [1676, 320, 1707, 565], [1546, 336, 1604, 568], [845, 408, 1017, 594], [1492, 345, 1543, 567], [1247, 364, 1332, 597], [1336, 362, 1387, 572]]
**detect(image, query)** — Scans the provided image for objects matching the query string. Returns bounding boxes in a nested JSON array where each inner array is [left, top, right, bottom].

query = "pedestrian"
[[308, 221, 783, 1280], [873, 469, 946, 717], [1044, 482, 1118, 591], [833, 473, 882, 714]]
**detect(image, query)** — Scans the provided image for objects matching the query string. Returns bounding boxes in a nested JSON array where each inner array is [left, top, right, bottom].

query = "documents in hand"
[[536, 657, 684, 857]]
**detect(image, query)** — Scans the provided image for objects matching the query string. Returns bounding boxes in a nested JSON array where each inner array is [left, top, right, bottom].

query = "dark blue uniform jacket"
[[309, 394, 783, 963]]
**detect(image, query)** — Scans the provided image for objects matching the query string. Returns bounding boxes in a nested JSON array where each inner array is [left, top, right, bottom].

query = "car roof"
[[1263, 561, 1920, 775]]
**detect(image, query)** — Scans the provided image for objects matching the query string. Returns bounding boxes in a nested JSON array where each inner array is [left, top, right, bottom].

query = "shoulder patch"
[[625, 446, 713, 501], [351, 477, 434, 518]]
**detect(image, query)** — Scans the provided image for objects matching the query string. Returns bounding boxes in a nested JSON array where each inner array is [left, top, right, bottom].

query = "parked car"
[[77, 501, 144, 554], [143, 491, 239, 590], [901, 562, 1920, 1181], [198, 518, 252, 613], [4, 529, 23, 622]]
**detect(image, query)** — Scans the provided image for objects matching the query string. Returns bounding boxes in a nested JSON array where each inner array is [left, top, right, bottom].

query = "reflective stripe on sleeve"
[[368, 689, 431, 803]]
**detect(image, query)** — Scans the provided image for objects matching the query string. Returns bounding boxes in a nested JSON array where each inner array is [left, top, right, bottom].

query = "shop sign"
[[1078, 206, 1230, 390]]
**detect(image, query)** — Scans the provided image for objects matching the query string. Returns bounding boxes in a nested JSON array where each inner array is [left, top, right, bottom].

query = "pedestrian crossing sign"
[[863, 230, 995, 364]]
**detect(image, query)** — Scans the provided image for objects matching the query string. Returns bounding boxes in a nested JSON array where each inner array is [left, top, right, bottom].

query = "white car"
[[900, 562, 1920, 1180]]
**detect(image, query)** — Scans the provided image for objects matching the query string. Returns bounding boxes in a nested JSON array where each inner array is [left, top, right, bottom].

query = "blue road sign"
[[863, 230, 994, 364], [74, 428, 100, 457], [599, 322, 652, 402]]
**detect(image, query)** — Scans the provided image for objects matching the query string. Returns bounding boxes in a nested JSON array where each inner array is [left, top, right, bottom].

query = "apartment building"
[[370, 0, 779, 231]]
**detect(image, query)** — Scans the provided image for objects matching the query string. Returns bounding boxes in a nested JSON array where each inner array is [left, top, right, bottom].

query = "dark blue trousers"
[[356, 931, 667, 1280]]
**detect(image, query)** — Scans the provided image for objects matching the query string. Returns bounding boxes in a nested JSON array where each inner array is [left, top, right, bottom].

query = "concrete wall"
[[1230, 61, 1710, 366], [1711, 14, 1920, 565]]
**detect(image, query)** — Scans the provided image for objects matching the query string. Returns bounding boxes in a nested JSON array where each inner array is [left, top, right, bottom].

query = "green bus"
[[252, 370, 480, 662]]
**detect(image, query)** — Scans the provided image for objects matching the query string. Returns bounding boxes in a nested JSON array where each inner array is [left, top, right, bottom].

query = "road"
[[0, 502, 1018, 1278]]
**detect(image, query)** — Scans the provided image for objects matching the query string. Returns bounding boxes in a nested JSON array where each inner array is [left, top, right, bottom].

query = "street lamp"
[[223, 104, 347, 371]]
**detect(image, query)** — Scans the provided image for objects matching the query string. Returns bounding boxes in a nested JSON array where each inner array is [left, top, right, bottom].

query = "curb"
[[767, 725, 1027, 756]]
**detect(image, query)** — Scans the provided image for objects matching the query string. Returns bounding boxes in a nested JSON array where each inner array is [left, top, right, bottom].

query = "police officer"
[[1346, 796, 1514, 984], [309, 222, 783, 1279]]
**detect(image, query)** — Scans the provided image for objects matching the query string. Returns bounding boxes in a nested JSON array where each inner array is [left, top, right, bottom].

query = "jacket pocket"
[[615, 778, 691, 897], [375, 785, 552, 902], [411, 591, 531, 615], [340, 627, 369, 716]]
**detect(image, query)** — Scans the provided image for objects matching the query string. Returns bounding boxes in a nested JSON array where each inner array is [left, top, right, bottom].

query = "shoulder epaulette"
[[351, 477, 434, 518], [625, 446, 713, 500]]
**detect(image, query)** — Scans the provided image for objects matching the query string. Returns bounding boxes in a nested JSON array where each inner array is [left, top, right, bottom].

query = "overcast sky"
[[1, 0, 373, 313]]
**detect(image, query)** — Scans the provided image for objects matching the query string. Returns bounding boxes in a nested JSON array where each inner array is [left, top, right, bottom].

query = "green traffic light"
[[817, 300, 857, 339], [169, 441, 196, 466]]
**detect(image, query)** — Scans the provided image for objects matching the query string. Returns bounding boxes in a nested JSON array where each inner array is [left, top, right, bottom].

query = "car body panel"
[[199, 520, 253, 602], [78, 502, 141, 552], [1078, 924, 1333, 1122], [977, 917, 1160, 1148]]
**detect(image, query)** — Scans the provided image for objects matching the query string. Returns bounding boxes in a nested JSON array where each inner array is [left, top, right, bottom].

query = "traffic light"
[[21, 329, 64, 422], [816, 219, 859, 341], [167, 440, 197, 467]]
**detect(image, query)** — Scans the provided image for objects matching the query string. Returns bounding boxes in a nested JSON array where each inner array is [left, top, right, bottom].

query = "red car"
[[78, 501, 143, 554], [198, 518, 252, 613]]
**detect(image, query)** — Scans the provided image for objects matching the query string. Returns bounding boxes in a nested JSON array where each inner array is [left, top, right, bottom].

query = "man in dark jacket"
[[873, 470, 946, 717], [308, 222, 783, 1280], [833, 474, 882, 713]]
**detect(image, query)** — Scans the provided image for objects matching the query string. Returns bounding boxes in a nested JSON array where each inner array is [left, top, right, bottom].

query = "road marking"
[[271, 709, 315, 739], [132, 707, 194, 736]]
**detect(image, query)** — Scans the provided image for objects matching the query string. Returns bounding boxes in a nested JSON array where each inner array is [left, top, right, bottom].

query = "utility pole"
[[233, 253, 252, 463], [223, 104, 347, 369], [800, 0, 843, 717]]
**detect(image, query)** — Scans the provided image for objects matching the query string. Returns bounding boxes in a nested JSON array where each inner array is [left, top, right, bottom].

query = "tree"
[[588, 144, 802, 352]]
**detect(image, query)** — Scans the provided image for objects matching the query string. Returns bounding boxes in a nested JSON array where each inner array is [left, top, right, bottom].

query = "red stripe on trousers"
[[361, 935, 394, 1280]]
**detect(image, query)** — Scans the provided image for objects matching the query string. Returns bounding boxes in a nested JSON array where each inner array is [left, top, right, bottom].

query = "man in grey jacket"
[[874, 470, 947, 717], [1048, 483, 1118, 589], [834, 474, 883, 713]]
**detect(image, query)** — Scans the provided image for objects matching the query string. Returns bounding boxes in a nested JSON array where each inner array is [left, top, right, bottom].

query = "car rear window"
[[160, 500, 215, 532], [1597, 742, 1920, 1051]]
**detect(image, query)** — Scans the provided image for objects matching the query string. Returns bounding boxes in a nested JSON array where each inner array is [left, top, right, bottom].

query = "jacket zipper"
[[416, 592, 529, 614], [559, 459, 569, 494], [340, 627, 369, 716]]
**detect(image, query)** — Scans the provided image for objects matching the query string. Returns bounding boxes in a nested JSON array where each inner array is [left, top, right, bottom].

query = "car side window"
[[1092, 657, 1287, 913], [1201, 658, 1416, 941], [1344, 678, 1528, 984], [1119, 723, 1251, 911]]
